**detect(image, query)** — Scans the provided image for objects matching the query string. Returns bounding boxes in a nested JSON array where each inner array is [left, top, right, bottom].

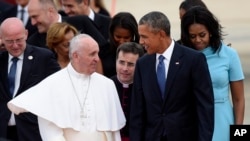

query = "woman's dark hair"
[[181, 6, 223, 52], [109, 12, 139, 52], [179, 0, 207, 11]]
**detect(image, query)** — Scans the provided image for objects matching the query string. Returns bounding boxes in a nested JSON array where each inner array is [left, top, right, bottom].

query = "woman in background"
[[90, 0, 110, 17], [179, 0, 207, 19], [181, 6, 245, 141], [47, 22, 78, 68], [100, 12, 139, 77]]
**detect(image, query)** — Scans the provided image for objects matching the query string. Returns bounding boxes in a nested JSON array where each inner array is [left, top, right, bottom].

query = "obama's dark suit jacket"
[[130, 43, 214, 141]]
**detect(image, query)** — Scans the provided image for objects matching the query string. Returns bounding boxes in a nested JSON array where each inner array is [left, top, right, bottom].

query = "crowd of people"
[[0, 0, 245, 141]]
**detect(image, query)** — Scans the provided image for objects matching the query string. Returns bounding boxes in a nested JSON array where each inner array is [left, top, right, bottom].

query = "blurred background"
[[104, 0, 250, 124]]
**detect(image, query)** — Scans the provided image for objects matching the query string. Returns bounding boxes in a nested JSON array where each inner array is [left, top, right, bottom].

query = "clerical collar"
[[117, 76, 132, 88], [67, 63, 89, 79]]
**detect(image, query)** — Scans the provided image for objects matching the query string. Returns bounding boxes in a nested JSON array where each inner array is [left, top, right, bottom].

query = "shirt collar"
[[17, 5, 28, 11], [8, 54, 24, 63], [157, 39, 175, 61], [88, 9, 95, 21], [57, 14, 62, 22]]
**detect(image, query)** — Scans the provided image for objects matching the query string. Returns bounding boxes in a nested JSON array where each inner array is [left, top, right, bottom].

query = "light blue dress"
[[201, 43, 244, 141]]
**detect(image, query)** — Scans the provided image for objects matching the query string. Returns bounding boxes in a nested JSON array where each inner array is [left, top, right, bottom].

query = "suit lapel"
[[163, 44, 184, 103], [18, 45, 33, 94], [147, 54, 164, 102]]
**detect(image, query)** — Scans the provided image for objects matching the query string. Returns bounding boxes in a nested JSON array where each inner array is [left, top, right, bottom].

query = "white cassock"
[[8, 63, 126, 141]]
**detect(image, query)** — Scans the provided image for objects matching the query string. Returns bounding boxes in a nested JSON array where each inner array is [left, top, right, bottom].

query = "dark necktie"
[[157, 55, 166, 98], [20, 8, 25, 22], [8, 57, 19, 96]]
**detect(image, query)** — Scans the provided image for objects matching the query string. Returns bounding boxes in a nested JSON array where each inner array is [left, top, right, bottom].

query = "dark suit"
[[130, 43, 214, 141], [27, 15, 107, 49], [93, 13, 111, 41], [0, 1, 12, 15], [0, 5, 38, 38], [0, 45, 60, 141]]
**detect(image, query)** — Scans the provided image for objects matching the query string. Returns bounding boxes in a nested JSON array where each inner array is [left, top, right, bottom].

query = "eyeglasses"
[[4, 38, 25, 45]]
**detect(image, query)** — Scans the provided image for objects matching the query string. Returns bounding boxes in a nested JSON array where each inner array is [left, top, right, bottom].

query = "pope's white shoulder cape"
[[8, 64, 126, 131]]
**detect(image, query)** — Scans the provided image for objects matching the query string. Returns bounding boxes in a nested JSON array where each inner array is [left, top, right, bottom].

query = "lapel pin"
[[175, 62, 180, 65], [28, 56, 33, 60]]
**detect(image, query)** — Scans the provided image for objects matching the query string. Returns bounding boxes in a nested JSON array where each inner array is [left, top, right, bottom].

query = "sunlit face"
[[113, 27, 133, 47], [28, 2, 52, 33], [61, 0, 86, 16], [116, 51, 139, 84], [76, 39, 100, 75], [1, 26, 28, 57], [54, 30, 75, 59], [138, 24, 161, 54], [188, 23, 210, 50]]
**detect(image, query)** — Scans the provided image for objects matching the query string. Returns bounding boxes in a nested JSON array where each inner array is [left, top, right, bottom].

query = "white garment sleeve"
[[38, 117, 66, 141]]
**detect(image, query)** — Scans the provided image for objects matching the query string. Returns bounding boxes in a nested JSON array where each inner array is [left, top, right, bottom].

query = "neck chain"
[[67, 67, 90, 125]]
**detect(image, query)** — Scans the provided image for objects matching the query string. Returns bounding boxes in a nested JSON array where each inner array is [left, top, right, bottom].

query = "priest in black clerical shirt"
[[110, 42, 145, 141]]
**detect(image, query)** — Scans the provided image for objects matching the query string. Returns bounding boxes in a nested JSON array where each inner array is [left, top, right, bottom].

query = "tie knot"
[[159, 55, 165, 62], [12, 57, 19, 62]]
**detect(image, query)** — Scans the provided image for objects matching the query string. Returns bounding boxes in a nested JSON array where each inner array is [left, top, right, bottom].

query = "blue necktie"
[[8, 57, 19, 96], [20, 9, 24, 22], [157, 55, 166, 98]]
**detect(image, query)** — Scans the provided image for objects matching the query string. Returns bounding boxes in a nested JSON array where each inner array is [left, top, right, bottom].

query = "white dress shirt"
[[156, 39, 175, 79], [17, 5, 28, 26], [8, 54, 23, 126]]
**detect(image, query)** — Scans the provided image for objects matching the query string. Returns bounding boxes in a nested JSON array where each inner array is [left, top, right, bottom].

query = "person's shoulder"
[[0, 5, 15, 21], [219, 43, 239, 57], [0, 3, 15, 13], [109, 75, 117, 81], [92, 72, 114, 83], [95, 13, 111, 20], [63, 15, 94, 29], [26, 44, 53, 55], [27, 31, 44, 41], [98, 8, 110, 17], [175, 43, 201, 55], [220, 43, 237, 52], [64, 15, 90, 22]]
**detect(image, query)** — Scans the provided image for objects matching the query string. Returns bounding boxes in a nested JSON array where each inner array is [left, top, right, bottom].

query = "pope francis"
[[8, 34, 126, 141]]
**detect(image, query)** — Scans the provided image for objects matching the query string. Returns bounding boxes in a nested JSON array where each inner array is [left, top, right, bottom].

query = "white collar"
[[67, 63, 89, 79], [17, 5, 28, 11], [157, 39, 175, 61], [88, 8, 95, 21]]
